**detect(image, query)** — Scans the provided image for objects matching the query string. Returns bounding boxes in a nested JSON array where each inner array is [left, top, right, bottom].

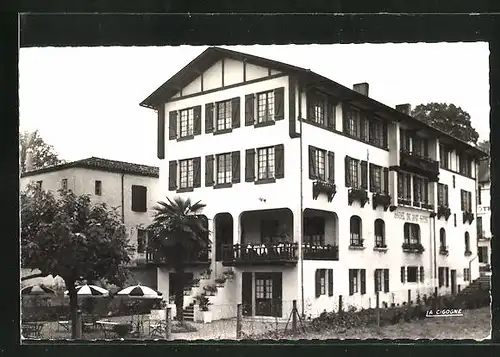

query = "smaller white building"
[[20, 156, 160, 286], [477, 158, 491, 275]]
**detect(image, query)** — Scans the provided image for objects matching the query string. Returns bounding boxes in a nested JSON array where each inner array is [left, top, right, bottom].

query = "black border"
[[3, 4, 500, 357]]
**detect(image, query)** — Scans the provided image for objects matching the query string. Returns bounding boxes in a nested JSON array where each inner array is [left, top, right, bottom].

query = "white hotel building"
[[139, 47, 487, 320]]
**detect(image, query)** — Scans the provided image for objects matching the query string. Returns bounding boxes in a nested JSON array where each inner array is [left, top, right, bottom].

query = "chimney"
[[353, 82, 369, 96], [396, 104, 412, 116], [25, 148, 34, 172]]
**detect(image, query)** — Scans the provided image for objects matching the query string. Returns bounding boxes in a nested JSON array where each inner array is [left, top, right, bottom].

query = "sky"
[[19, 43, 490, 167]]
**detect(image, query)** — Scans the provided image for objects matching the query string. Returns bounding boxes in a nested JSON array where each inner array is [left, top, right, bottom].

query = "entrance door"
[[451, 270, 457, 295], [169, 272, 193, 299], [215, 214, 233, 261], [242, 272, 253, 316], [255, 273, 282, 317]]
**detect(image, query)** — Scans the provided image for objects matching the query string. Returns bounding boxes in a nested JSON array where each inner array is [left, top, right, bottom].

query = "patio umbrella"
[[64, 284, 109, 297], [21, 284, 56, 296], [115, 284, 162, 299]]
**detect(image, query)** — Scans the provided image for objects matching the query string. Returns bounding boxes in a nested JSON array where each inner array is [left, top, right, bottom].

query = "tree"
[[20, 130, 65, 172], [21, 184, 133, 338], [411, 103, 479, 144], [148, 197, 210, 323]]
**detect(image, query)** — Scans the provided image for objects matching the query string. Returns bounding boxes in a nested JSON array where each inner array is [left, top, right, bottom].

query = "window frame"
[[216, 152, 233, 185], [350, 216, 363, 246], [95, 180, 102, 196], [314, 148, 327, 180], [256, 90, 275, 124], [179, 107, 195, 138], [61, 178, 68, 190], [179, 158, 194, 189], [215, 99, 232, 132], [374, 219, 385, 247], [406, 266, 418, 283], [404, 223, 421, 244], [257, 146, 275, 180]]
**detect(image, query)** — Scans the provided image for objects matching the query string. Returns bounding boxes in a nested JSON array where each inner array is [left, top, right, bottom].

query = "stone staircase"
[[459, 275, 490, 295], [183, 302, 195, 321]]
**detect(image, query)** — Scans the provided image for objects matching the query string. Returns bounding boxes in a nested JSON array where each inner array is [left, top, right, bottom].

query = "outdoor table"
[[95, 320, 120, 338]]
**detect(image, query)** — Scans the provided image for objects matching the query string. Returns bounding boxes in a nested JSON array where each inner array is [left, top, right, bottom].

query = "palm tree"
[[148, 196, 210, 322]]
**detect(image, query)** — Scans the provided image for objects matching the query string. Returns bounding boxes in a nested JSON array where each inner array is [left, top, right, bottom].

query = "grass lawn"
[[302, 307, 491, 340]]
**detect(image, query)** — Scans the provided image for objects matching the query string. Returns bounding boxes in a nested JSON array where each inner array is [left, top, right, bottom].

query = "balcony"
[[145, 246, 211, 267], [312, 180, 337, 202], [402, 242, 425, 254], [221, 243, 298, 266], [348, 188, 369, 207], [372, 192, 391, 211], [437, 205, 451, 220], [439, 245, 449, 256], [303, 244, 339, 260], [463, 211, 475, 224], [399, 151, 439, 182]]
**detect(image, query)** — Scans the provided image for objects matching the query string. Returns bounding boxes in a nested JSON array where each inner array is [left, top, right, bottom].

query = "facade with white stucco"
[[140, 47, 487, 321]]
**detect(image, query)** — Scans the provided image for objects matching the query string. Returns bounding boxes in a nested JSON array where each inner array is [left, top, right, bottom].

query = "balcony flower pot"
[[439, 246, 449, 256], [402, 242, 425, 254], [214, 277, 226, 288], [201, 269, 212, 280], [437, 206, 451, 220], [464, 250, 473, 256], [190, 278, 200, 287], [312, 180, 337, 202], [372, 192, 391, 211], [222, 270, 235, 280], [374, 244, 388, 252], [203, 284, 217, 296], [462, 211, 475, 224], [348, 188, 369, 207], [349, 239, 365, 250]]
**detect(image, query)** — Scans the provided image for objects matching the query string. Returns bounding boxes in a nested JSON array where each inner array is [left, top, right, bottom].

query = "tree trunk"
[[174, 269, 185, 322], [64, 279, 79, 339]]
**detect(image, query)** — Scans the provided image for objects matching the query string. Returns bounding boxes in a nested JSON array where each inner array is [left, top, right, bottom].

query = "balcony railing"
[[400, 150, 439, 182], [145, 245, 211, 266], [303, 244, 339, 260], [402, 242, 425, 254], [221, 243, 298, 266]]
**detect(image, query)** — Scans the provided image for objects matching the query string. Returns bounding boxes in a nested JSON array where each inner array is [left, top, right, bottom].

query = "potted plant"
[[222, 269, 235, 280], [348, 188, 369, 207], [462, 211, 475, 224], [312, 180, 337, 202], [214, 277, 226, 288], [201, 269, 212, 280], [194, 294, 212, 323], [437, 205, 451, 220], [372, 192, 391, 211], [203, 284, 217, 296], [402, 242, 425, 254], [191, 278, 201, 287]]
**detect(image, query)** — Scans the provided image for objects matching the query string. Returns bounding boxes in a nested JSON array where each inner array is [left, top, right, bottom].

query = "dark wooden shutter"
[[193, 105, 202, 135], [168, 111, 177, 140], [445, 268, 449, 287], [444, 185, 449, 206], [193, 157, 201, 188], [382, 123, 388, 148], [345, 156, 351, 187], [242, 272, 252, 316], [400, 267, 406, 283], [384, 269, 390, 292], [205, 103, 214, 133], [315, 270, 321, 297], [467, 191, 472, 211], [359, 114, 366, 141], [271, 273, 283, 317], [232, 151, 240, 183], [423, 138, 429, 157], [245, 149, 256, 182], [275, 144, 285, 179], [231, 97, 241, 128], [274, 87, 285, 120], [157, 104, 165, 159], [460, 191, 465, 211], [420, 267, 425, 283], [245, 94, 255, 126], [374, 270, 378, 293], [360, 269, 366, 295], [360, 161, 368, 189], [309, 146, 317, 179], [328, 151, 335, 183], [327, 102, 335, 130], [438, 267, 443, 287], [327, 269, 334, 296], [383, 167, 389, 194], [131, 185, 147, 212], [369, 164, 375, 192], [342, 103, 349, 134], [348, 270, 354, 296], [307, 91, 315, 120], [168, 160, 177, 191], [205, 155, 214, 187]]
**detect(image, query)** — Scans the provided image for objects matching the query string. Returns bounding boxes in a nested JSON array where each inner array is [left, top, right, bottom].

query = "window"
[[346, 109, 360, 138], [314, 95, 326, 125], [397, 172, 411, 202], [477, 217, 483, 238], [400, 129, 411, 152], [137, 229, 149, 253], [439, 228, 446, 248], [368, 118, 385, 147], [349, 269, 366, 295], [255, 277, 273, 299], [179, 159, 194, 189], [369, 164, 384, 193], [94, 180, 102, 196], [464, 232, 471, 253], [179, 108, 194, 138], [257, 147, 275, 180], [349, 158, 360, 188], [439, 144, 450, 169], [460, 190, 472, 212], [304, 216, 325, 245], [316, 269, 334, 297], [407, 266, 418, 283], [437, 183, 449, 207], [374, 219, 385, 247], [350, 216, 362, 246], [216, 153, 232, 185], [314, 149, 326, 180], [35, 180, 43, 190], [412, 175, 429, 205], [404, 223, 420, 244], [463, 268, 471, 282], [261, 220, 279, 244], [61, 178, 68, 191], [412, 136, 428, 157], [478, 246, 488, 263], [216, 100, 232, 131], [131, 185, 147, 212], [319, 269, 326, 295], [458, 154, 472, 176], [374, 269, 390, 293], [257, 91, 275, 124]]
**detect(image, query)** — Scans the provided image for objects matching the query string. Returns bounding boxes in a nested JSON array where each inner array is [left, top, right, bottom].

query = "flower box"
[[462, 211, 475, 224], [437, 206, 451, 220], [348, 188, 369, 207], [372, 193, 391, 211], [312, 180, 337, 202], [349, 239, 365, 250], [439, 246, 449, 256], [464, 250, 473, 256], [402, 242, 425, 254]]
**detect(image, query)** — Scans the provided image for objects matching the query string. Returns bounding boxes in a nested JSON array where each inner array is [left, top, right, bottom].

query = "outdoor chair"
[[82, 314, 97, 332], [57, 316, 70, 332], [148, 309, 166, 338]]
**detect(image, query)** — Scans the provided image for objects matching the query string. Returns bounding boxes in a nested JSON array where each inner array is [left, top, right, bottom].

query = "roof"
[[140, 46, 487, 159], [21, 157, 159, 178]]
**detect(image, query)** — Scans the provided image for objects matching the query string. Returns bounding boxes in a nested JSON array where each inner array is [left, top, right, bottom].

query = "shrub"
[[112, 323, 132, 337]]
